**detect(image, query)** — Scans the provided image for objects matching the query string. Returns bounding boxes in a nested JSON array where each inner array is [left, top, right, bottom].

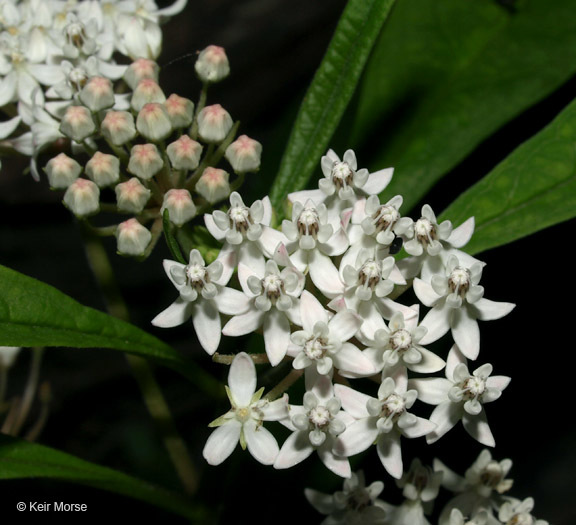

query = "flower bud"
[[127, 143, 164, 180], [161, 189, 196, 226], [195, 45, 230, 83], [136, 103, 173, 142], [195, 167, 230, 204], [85, 152, 120, 187], [115, 177, 151, 213], [63, 178, 100, 217], [197, 104, 233, 143], [101, 110, 137, 146], [44, 153, 82, 189], [164, 93, 194, 128], [131, 78, 166, 112], [124, 58, 160, 90], [59, 105, 96, 142], [166, 135, 202, 170], [79, 76, 115, 111], [225, 135, 262, 173], [116, 218, 151, 256]]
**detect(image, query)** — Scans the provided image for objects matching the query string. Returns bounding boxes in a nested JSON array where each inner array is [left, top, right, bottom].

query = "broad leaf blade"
[[0, 434, 203, 520], [440, 97, 576, 255], [349, 0, 576, 212], [269, 0, 396, 212], [0, 265, 202, 383]]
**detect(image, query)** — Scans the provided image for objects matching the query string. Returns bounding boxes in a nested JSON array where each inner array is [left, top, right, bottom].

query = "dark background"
[[1, 0, 575, 523]]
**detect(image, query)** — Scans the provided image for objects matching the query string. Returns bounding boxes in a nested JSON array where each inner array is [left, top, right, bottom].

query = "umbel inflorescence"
[[152, 146, 547, 523]]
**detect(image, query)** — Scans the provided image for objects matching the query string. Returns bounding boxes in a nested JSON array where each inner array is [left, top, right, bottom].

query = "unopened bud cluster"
[[40, 47, 262, 257]]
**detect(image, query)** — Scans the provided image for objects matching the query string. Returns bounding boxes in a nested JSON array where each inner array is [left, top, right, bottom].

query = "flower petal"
[[151, 297, 192, 328], [202, 420, 241, 465], [228, 352, 257, 406], [376, 432, 403, 479], [263, 309, 291, 366], [451, 308, 480, 360], [300, 290, 328, 333], [274, 430, 314, 469], [462, 409, 495, 447], [309, 251, 344, 298], [222, 309, 263, 337], [243, 419, 279, 465], [333, 418, 378, 457], [214, 287, 251, 315], [472, 298, 516, 321], [192, 300, 221, 355]]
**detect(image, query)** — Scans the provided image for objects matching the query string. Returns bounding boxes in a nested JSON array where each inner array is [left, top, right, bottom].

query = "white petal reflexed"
[[202, 420, 242, 465]]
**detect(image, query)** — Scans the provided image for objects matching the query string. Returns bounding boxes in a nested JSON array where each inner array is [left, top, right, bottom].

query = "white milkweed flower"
[[434, 450, 513, 525], [334, 371, 435, 479], [410, 345, 510, 446], [305, 470, 391, 525], [274, 373, 354, 478], [498, 497, 548, 525], [222, 260, 304, 366], [202, 352, 288, 466], [204, 191, 286, 279], [287, 290, 376, 378], [362, 308, 445, 375], [399, 204, 476, 280], [151, 249, 250, 355], [414, 254, 515, 360], [448, 508, 491, 525]]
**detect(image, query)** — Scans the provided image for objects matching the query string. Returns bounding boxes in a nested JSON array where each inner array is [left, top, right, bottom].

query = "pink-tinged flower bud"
[[136, 103, 173, 142], [166, 135, 202, 170], [197, 104, 233, 143], [127, 143, 164, 180], [63, 178, 100, 217], [115, 177, 151, 213], [164, 94, 194, 128], [124, 58, 160, 90], [225, 135, 262, 174], [85, 152, 120, 187], [59, 105, 96, 142], [79, 76, 115, 111], [195, 45, 230, 83], [116, 218, 152, 256], [44, 153, 82, 189], [131, 78, 166, 112], [101, 110, 137, 146], [161, 189, 197, 226], [195, 167, 230, 204]]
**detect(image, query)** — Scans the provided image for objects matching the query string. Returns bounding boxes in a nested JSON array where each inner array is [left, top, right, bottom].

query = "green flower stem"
[[81, 225, 198, 495], [189, 82, 209, 140], [10, 347, 44, 436], [264, 369, 303, 402]]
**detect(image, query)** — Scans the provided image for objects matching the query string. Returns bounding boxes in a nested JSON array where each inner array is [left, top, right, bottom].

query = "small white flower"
[[151, 249, 250, 355], [334, 371, 435, 479], [274, 374, 354, 478], [287, 290, 377, 378], [305, 470, 391, 525], [414, 255, 515, 360], [222, 260, 304, 366], [498, 497, 548, 525], [410, 345, 510, 446], [202, 352, 288, 466]]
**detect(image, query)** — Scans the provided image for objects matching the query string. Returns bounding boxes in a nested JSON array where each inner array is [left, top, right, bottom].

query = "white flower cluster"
[[153, 149, 516, 481], [0, 0, 187, 172], [305, 451, 548, 525]]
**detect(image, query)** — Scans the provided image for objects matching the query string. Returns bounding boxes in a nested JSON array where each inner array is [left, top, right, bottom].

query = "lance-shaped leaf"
[[440, 96, 576, 255], [269, 0, 396, 213], [0, 434, 205, 520], [0, 264, 216, 390], [349, 0, 576, 212]]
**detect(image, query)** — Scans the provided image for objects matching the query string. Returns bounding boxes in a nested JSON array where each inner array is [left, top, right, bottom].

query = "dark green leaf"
[[349, 0, 576, 212], [0, 434, 205, 520], [440, 97, 576, 255], [269, 0, 397, 213]]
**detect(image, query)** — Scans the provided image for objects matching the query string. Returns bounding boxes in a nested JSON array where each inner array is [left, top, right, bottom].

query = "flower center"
[[262, 274, 285, 302], [309, 406, 331, 429], [372, 204, 399, 233], [186, 263, 209, 290], [235, 407, 251, 423], [449, 267, 471, 296], [228, 204, 252, 234], [297, 207, 320, 237], [464, 376, 486, 398], [507, 513, 534, 525], [381, 393, 405, 418], [480, 461, 506, 489], [414, 217, 436, 245], [358, 259, 381, 289], [331, 161, 354, 189], [390, 329, 412, 351], [303, 336, 328, 360]]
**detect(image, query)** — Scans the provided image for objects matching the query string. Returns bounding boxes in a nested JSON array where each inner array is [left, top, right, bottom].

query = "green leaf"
[[440, 96, 576, 255], [0, 264, 211, 386], [349, 0, 576, 212], [269, 0, 397, 213], [0, 434, 205, 520]]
